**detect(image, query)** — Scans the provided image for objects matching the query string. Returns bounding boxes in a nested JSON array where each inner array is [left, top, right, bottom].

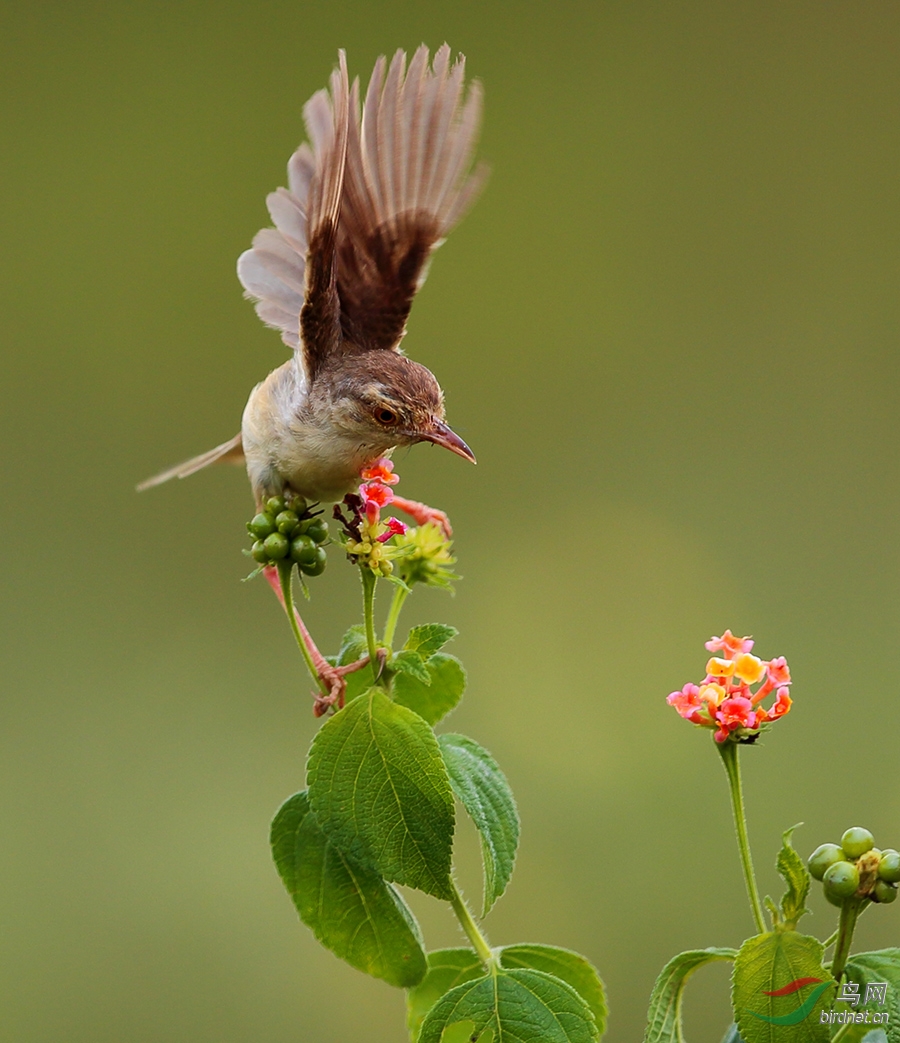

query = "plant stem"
[[448, 878, 495, 969], [360, 567, 380, 683], [382, 583, 409, 649], [822, 928, 839, 951], [831, 899, 863, 981], [717, 740, 767, 935], [277, 563, 327, 695]]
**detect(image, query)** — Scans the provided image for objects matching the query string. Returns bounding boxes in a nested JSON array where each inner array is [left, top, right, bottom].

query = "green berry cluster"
[[808, 827, 900, 906], [247, 494, 329, 576]]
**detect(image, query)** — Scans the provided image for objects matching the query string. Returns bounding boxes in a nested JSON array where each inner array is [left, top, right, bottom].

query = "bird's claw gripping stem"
[[264, 566, 377, 716], [391, 495, 453, 537]]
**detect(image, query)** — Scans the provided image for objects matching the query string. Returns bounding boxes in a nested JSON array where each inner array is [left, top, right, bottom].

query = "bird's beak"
[[420, 419, 476, 464]]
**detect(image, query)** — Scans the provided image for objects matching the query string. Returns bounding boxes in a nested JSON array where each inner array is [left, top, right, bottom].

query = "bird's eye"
[[376, 408, 398, 425]]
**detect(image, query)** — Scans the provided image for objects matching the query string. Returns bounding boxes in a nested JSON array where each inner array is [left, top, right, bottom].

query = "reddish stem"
[[263, 566, 374, 715]]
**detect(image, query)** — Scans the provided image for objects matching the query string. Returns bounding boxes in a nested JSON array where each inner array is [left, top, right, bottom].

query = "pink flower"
[[667, 683, 703, 720], [360, 480, 394, 509], [766, 656, 791, 686], [376, 517, 408, 544], [704, 630, 754, 658], [768, 687, 792, 719], [669, 631, 793, 743], [361, 457, 399, 486]]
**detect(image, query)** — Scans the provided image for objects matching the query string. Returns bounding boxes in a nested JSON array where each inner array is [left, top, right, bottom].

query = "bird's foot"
[[391, 495, 453, 538], [311, 649, 387, 716]]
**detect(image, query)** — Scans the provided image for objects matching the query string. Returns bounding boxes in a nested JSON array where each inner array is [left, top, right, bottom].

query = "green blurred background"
[[2, 1, 899, 1040]]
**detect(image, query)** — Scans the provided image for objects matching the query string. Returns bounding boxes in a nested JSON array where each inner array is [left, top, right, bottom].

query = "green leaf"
[[438, 734, 520, 916], [405, 624, 459, 659], [394, 649, 433, 684], [337, 623, 368, 664], [643, 948, 737, 1043], [419, 967, 598, 1043], [732, 932, 832, 1043], [394, 653, 466, 726], [407, 948, 484, 1041], [440, 1022, 490, 1043], [307, 688, 455, 899], [500, 945, 607, 1038], [776, 825, 811, 928], [845, 950, 900, 1043], [270, 791, 427, 988], [720, 1026, 744, 1043], [332, 624, 378, 703]]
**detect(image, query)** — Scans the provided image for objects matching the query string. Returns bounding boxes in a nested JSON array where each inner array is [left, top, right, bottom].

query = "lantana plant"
[[647, 632, 900, 1043], [243, 469, 899, 1042], [255, 459, 608, 1043]]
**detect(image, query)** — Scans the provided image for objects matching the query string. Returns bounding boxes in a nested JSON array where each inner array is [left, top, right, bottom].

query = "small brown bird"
[[139, 45, 485, 524]]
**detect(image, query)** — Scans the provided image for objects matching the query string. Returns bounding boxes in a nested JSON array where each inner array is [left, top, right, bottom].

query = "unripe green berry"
[[842, 827, 875, 859], [874, 880, 898, 904], [265, 496, 285, 516], [263, 532, 289, 560], [878, 850, 900, 883], [306, 518, 329, 544], [299, 546, 327, 576], [825, 888, 844, 907], [250, 540, 268, 563], [248, 512, 276, 539], [286, 493, 308, 514], [276, 510, 299, 535], [289, 534, 317, 566], [808, 843, 846, 881], [824, 860, 860, 899]]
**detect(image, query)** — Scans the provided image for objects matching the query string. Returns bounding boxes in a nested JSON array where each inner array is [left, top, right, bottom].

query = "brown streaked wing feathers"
[[336, 45, 486, 354], [298, 52, 350, 382]]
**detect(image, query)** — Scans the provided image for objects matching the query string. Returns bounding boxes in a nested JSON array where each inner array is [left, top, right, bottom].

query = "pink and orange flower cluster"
[[333, 458, 408, 576], [667, 630, 792, 743]]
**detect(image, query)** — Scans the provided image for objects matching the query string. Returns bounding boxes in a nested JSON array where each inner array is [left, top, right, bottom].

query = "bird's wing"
[[237, 52, 350, 382], [337, 44, 486, 353], [236, 47, 484, 376]]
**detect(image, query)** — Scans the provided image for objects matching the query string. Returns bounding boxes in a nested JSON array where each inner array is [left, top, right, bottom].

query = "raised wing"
[[237, 46, 484, 380], [337, 44, 486, 353], [237, 52, 349, 380]]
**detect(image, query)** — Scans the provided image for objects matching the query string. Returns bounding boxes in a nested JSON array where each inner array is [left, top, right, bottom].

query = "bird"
[[139, 45, 485, 531]]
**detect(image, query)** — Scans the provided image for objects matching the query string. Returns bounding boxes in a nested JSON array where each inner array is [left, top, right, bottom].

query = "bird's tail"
[[136, 433, 244, 491]]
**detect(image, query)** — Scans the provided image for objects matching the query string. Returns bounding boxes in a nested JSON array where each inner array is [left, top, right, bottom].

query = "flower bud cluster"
[[333, 459, 407, 577], [667, 630, 792, 743], [808, 828, 900, 906], [247, 494, 329, 576], [392, 522, 459, 590]]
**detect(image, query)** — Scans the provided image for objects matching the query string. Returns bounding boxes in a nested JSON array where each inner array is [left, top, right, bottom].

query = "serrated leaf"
[[440, 1022, 490, 1043], [333, 625, 378, 703], [405, 624, 458, 659], [720, 1026, 745, 1043], [733, 932, 832, 1043], [394, 653, 466, 726], [420, 967, 598, 1043], [643, 948, 737, 1043], [500, 945, 607, 1038], [407, 948, 484, 1041], [776, 825, 811, 928], [337, 624, 368, 664], [270, 791, 427, 988], [307, 688, 455, 899], [438, 734, 520, 916], [845, 950, 900, 1043], [394, 649, 433, 684]]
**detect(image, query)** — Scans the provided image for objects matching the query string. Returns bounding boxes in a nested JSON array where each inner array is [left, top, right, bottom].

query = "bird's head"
[[321, 351, 475, 463]]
